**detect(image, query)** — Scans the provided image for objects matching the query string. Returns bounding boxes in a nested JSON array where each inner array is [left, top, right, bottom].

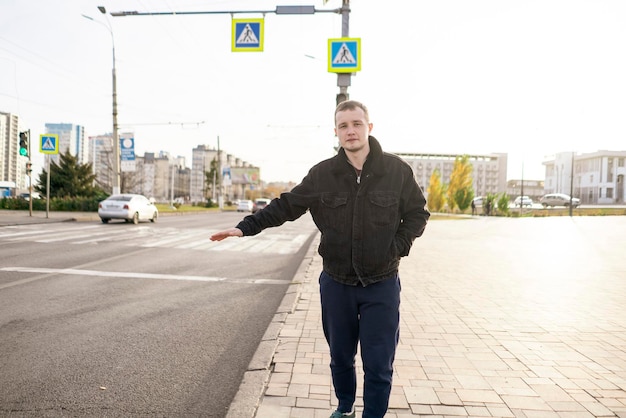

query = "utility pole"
[[569, 151, 575, 217], [217, 135, 222, 209]]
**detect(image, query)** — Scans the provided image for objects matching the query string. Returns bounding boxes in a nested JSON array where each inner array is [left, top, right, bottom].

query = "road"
[[0, 212, 318, 417]]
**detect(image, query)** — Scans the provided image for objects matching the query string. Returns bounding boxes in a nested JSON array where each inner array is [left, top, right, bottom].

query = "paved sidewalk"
[[249, 217, 626, 418]]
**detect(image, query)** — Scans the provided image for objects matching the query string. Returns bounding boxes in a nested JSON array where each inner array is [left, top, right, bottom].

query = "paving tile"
[[253, 218, 626, 418]]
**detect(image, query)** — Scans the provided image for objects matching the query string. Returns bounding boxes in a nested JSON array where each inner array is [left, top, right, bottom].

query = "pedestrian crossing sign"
[[328, 37, 361, 73], [232, 18, 264, 52], [39, 134, 59, 154]]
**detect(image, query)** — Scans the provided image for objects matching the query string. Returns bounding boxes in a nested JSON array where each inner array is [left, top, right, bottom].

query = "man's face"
[[334, 107, 373, 153]]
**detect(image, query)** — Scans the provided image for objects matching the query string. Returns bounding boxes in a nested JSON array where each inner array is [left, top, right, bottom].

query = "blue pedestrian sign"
[[328, 38, 361, 73], [232, 18, 264, 52], [39, 134, 59, 154]]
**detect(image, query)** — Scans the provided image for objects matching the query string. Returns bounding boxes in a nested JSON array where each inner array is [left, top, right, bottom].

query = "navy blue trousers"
[[319, 271, 401, 418]]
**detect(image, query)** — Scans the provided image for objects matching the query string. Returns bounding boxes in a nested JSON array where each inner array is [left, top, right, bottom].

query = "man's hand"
[[210, 228, 243, 241]]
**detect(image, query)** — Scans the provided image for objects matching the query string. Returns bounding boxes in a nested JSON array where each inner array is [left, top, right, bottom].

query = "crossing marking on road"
[[0, 223, 315, 255], [1, 267, 288, 285]]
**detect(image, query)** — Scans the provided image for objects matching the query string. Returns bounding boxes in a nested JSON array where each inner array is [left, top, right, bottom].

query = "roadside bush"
[[0, 196, 101, 212]]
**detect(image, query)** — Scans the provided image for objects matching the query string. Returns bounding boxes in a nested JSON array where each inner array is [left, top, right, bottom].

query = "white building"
[[0, 112, 27, 195], [396, 152, 508, 198], [544, 151, 626, 204]]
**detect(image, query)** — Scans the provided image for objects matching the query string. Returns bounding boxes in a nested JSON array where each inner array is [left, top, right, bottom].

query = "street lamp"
[[82, 6, 121, 195]]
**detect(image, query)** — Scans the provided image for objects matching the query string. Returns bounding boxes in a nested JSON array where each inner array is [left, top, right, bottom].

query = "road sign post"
[[39, 134, 58, 219]]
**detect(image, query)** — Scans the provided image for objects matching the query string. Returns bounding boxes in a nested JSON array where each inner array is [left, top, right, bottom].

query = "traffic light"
[[19, 131, 29, 157], [26, 161, 32, 174]]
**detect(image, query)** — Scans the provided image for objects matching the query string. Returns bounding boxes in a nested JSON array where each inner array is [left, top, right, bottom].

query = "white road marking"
[[1, 267, 286, 285]]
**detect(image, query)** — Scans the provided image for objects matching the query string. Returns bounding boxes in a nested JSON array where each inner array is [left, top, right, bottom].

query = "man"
[[210, 100, 430, 418]]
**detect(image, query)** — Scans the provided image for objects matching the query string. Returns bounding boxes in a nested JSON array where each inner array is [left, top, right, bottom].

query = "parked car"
[[98, 194, 158, 224], [514, 196, 533, 207], [237, 199, 254, 212], [253, 198, 271, 213], [472, 196, 484, 208], [540, 193, 580, 208], [18, 192, 41, 201]]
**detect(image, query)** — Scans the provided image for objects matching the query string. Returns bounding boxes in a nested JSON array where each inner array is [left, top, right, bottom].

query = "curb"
[[225, 232, 320, 418]]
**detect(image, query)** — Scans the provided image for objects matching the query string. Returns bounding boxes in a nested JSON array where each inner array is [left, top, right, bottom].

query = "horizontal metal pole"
[[111, 7, 341, 17]]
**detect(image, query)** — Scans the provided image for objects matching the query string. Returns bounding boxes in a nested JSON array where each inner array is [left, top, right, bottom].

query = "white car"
[[237, 199, 254, 212], [514, 196, 533, 207], [98, 194, 158, 224], [540, 193, 580, 208], [472, 196, 484, 208]]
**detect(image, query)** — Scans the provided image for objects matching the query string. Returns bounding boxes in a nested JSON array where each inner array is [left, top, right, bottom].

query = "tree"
[[35, 152, 104, 198], [204, 157, 220, 201], [447, 155, 474, 211], [496, 193, 510, 215], [426, 169, 446, 212]]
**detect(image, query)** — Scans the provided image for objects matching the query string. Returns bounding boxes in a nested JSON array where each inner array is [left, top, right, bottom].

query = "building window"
[[607, 188, 613, 198]]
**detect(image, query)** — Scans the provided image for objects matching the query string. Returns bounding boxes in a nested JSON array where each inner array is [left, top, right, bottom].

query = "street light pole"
[[83, 7, 121, 195]]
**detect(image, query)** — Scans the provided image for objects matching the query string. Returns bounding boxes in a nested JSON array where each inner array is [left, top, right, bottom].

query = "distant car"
[[18, 192, 41, 201], [98, 194, 158, 224], [472, 196, 484, 208], [540, 193, 580, 208], [237, 199, 254, 212], [514, 196, 533, 207], [253, 198, 271, 213]]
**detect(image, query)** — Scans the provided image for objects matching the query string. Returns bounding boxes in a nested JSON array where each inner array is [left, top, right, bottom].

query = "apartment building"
[[396, 152, 508, 198], [0, 112, 27, 196], [190, 144, 254, 204], [544, 151, 626, 204]]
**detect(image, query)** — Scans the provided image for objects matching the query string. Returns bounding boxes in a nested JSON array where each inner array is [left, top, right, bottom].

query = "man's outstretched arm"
[[210, 228, 243, 241]]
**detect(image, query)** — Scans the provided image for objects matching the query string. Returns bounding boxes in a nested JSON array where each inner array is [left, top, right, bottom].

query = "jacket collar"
[[332, 135, 387, 177]]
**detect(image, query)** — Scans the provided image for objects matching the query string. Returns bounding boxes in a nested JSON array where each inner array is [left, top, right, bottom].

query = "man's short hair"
[[335, 100, 369, 124]]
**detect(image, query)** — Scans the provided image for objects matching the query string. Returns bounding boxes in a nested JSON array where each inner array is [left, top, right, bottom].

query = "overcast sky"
[[2, 0, 626, 183]]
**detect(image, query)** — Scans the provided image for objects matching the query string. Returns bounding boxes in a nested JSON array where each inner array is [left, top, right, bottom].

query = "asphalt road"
[[0, 212, 318, 417]]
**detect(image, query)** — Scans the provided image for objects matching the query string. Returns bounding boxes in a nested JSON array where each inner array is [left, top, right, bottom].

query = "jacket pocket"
[[319, 192, 349, 233], [368, 191, 399, 227]]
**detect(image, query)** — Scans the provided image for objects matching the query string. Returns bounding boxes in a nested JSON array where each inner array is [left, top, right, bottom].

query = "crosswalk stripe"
[[0, 222, 315, 255], [0, 266, 286, 285]]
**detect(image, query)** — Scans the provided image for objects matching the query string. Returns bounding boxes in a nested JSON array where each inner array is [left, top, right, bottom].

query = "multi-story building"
[[506, 179, 544, 201], [191, 145, 219, 203], [44, 123, 87, 165], [89, 133, 115, 192], [189, 144, 258, 204], [544, 151, 626, 204], [396, 152, 508, 198], [0, 112, 27, 196]]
